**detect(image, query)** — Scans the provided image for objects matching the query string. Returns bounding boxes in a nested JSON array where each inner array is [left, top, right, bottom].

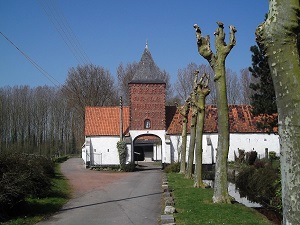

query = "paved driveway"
[[37, 158, 162, 225]]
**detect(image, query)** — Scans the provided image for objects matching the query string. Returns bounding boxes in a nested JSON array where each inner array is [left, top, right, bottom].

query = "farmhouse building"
[[82, 45, 279, 166]]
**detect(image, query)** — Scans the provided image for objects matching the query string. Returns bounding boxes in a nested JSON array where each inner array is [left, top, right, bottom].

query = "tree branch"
[[194, 24, 215, 66]]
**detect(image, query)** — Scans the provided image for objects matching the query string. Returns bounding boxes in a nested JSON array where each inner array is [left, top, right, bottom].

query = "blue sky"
[[0, 0, 268, 87]]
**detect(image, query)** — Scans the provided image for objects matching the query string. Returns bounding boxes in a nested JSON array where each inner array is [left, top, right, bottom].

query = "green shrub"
[[0, 153, 55, 218], [164, 162, 180, 173], [117, 141, 127, 170], [54, 155, 69, 163], [268, 151, 277, 160], [245, 151, 257, 165], [123, 163, 136, 172], [235, 163, 281, 212]]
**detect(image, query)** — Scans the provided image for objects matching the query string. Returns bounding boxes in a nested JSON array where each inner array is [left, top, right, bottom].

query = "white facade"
[[82, 132, 280, 166], [170, 133, 280, 164], [82, 136, 123, 165]]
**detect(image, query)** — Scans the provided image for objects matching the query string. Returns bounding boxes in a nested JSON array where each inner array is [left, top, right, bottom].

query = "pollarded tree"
[[194, 73, 210, 188], [185, 71, 199, 179], [176, 97, 191, 174], [255, 1, 300, 224], [194, 22, 237, 203]]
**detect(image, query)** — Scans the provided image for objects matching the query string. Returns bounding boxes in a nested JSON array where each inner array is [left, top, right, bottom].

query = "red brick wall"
[[129, 83, 166, 130]]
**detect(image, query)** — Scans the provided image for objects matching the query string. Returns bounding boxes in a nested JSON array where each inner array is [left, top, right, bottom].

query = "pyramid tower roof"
[[130, 43, 165, 84]]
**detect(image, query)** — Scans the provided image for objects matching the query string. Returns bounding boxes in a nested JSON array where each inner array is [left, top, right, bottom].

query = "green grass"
[[167, 173, 273, 225], [2, 164, 71, 225]]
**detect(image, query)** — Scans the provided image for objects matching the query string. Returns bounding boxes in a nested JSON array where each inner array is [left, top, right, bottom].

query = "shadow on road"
[[60, 191, 163, 212]]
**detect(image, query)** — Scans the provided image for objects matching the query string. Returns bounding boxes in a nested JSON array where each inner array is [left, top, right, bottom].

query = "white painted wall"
[[229, 133, 280, 160], [170, 133, 280, 164], [83, 132, 280, 166], [89, 136, 120, 165]]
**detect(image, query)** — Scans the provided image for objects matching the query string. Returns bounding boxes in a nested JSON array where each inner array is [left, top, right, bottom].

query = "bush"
[[235, 163, 281, 212], [117, 141, 127, 170], [164, 162, 180, 173], [123, 163, 136, 172], [245, 151, 257, 165], [0, 153, 55, 218]]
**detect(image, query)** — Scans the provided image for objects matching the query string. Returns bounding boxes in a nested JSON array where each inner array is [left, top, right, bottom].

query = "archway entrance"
[[133, 134, 162, 162]]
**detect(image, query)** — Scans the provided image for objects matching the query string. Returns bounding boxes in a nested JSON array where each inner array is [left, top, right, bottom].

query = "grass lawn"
[[2, 164, 71, 225], [167, 173, 273, 225]]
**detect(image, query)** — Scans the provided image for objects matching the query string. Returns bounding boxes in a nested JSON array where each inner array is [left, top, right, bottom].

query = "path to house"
[[37, 158, 162, 225]]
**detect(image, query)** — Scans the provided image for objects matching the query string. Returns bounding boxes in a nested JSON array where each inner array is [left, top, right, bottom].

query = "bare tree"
[[256, 1, 300, 223], [63, 64, 118, 117], [175, 63, 199, 101], [175, 63, 215, 104], [176, 97, 191, 174], [226, 69, 241, 104], [185, 71, 199, 179], [194, 22, 237, 203], [194, 73, 210, 188], [240, 68, 254, 105], [117, 62, 139, 105]]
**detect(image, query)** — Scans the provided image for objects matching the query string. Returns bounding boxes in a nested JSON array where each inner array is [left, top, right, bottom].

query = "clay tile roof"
[[166, 104, 278, 134], [85, 105, 278, 136], [85, 106, 130, 136]]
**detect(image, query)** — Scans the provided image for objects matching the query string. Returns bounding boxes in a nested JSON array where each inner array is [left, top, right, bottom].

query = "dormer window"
[[144, 119, 151, 129]]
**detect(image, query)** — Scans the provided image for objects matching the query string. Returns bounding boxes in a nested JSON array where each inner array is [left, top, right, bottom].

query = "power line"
[[38, 0, 92, 65], [1, 31, 82, 98], [1, 31, 62, 88], [51, 0, 91, 64]]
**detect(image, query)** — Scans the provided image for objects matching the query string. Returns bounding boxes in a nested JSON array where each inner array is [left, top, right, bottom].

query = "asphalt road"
[[37, 158, 162, 225]]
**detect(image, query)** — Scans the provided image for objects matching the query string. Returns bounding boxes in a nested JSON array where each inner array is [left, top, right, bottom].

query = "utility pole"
[[120, 96, 123, 141]]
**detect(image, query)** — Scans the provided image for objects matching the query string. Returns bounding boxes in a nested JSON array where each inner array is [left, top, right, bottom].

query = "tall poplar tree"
[[256, 1, 300, 224]]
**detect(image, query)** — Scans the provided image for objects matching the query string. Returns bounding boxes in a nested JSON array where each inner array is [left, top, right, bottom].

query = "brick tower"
[[129, 44, 166, 130]]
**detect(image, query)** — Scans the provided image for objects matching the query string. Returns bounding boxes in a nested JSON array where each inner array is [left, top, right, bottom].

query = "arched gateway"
[[132, 134, 162, 162]]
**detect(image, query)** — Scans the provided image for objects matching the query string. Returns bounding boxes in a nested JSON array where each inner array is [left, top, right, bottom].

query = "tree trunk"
[[256, 1, 300, 224], [194, 73, 210, 188], [194, 22, 236, 203], [185, 102, 197, 179], [178, 99, 191, 174], [185, 71, 199, 179], [213, 62, 231, 203]]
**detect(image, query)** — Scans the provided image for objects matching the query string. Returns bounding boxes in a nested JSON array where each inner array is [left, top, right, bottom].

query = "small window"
[[144, 119, 151, 129]]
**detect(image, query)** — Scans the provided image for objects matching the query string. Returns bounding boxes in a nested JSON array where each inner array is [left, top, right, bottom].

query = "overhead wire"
[[51, 0, 92, 64], [0, 31, 62, 88], [38, 0, 92, 66], [1, 31, 78, 98]]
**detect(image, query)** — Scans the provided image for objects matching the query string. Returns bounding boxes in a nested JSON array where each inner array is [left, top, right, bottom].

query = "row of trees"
[[177, 1, 299, 224], [175, 63, 255, 105], [0, 65, 119, 155]]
